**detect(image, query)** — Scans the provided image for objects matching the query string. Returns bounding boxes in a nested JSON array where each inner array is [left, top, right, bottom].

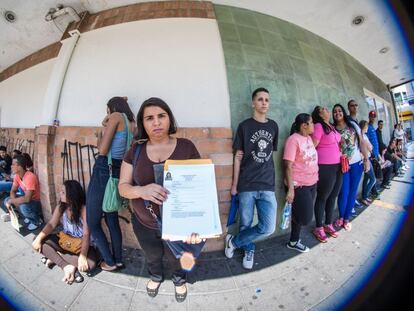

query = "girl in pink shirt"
[[284, 113, 318, 252], [311, 106, 343, 243]]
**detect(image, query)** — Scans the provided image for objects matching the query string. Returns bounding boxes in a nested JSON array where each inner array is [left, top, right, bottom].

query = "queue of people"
[[0, 90, 409, 303]]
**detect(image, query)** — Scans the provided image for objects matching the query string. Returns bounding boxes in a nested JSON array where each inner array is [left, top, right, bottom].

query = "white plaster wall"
[[0, 59, 55, 128], [57, 18, 231, 127]]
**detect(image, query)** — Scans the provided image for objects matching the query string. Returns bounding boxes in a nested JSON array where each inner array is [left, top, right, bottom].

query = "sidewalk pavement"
[[1, 150, 413, 311]]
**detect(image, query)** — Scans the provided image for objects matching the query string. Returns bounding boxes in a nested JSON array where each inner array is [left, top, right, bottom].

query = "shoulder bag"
[[102, 113, 133, 213]]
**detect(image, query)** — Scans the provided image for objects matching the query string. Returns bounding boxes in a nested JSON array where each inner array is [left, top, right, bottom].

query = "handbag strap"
[[131, 142, 159, 221]]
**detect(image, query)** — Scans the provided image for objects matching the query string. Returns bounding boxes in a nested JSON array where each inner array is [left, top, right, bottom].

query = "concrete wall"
[[0, 59, 55, 128], [57, 18, 230, 128], [215, 5, 394, 226]]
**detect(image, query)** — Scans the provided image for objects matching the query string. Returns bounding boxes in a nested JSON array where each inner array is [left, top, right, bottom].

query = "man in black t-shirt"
[[225, 87, 279, 270], [376, 120, 386, 150]]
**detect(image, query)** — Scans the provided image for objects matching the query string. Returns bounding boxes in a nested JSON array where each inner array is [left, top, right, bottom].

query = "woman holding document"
[[119, 97, 201, 303]]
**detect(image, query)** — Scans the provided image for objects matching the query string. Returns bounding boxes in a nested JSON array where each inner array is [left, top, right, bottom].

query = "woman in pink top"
[[284, 113, 318, 252], [311, 106, 343, 243]]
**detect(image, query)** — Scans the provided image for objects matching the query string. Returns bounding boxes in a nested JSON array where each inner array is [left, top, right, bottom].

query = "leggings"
[[290, 184, 317, 242], [314, 164, 343, 228], [132, 214, 186, 286], [41, 234, 97, 270]]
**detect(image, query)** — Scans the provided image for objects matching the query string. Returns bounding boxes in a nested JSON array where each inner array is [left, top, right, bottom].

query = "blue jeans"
[[3, 196, 42, 225], [338, 161, 364, 221], [0, 181, 12, 193], [86, 156, 123, 266], [232, 191, 277, 252], [362, 160, 376, 200]]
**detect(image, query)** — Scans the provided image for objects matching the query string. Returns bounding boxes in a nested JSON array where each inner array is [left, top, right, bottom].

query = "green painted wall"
[[215, 4, 393, 233]]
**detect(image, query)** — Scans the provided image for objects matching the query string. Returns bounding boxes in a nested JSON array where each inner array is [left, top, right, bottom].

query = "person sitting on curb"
[[2, 155, 42, 230], [226, 87, 279, 269], [32, 180, 97, 285], [0, 145, 12, 179]]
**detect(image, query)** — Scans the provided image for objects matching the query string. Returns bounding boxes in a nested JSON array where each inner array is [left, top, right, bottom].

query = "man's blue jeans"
[[3, 196, 42, 225], [232, 191, 277, 252], [362, 161, 376, 200], [0, 181, 12, 193]]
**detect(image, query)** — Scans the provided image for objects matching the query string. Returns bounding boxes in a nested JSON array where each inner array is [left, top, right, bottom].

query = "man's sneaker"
[[242, 251, 254, 270], [224, 234, 235, 259], [23, 218, 30, 224], [1, 213, 10, 222], [323, 224, 338, 238], [351, 208, 357, 217], [312, 227, 328, 243], [286, 240, 309, 253], [27, 223, 38, 231]]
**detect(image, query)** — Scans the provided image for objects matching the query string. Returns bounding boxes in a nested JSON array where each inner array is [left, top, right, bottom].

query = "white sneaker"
[[224, 234, 235, 259], [23, 218, 30, 224], [27, 223, 38, 231], [1, 213, 10, 222], [242, 251, 254, 270]]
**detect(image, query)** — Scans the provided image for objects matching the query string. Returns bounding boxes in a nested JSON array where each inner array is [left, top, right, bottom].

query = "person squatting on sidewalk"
[[3, 154, 42, 230], [283, 113, 318, 253], [311, 106, 343, 243], [225, 87, 279, 269]]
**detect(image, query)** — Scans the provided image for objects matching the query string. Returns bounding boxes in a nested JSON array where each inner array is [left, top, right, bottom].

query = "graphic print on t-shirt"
[[250, 129, 274, 163], [299, 140, 317, 166]]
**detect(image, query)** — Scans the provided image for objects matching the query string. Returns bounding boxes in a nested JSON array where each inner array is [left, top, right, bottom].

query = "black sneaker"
[[286, 240, 309, 253]]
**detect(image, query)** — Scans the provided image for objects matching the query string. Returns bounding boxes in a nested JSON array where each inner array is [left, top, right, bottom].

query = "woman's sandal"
[[74, 271, 84, 283], [100, 262, 118, 272], [146, 281, 161, 298], [174, 284, 187, 303], [41, 257, 55, 269]]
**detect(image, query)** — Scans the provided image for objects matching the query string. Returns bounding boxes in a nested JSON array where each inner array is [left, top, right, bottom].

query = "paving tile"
[[93, 258, 144, 290], [189, 290, 245, 311], [25, 264, 87, 310], [0, 266, 25, 301], [228, 251, 276, 288], [0, 224, 31, 263], [69, 279, 133, 311], [186, 260, 236, 293], [14, 289, 55, 311], [3, 249, 45, 286]]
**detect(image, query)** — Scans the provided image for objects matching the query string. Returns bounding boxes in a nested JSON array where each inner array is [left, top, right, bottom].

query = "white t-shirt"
[[349, 121, 362, 165], [394, 128, 405, 140]]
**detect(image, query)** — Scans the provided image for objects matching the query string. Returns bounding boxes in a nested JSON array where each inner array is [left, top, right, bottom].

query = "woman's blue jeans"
[[338, 161, 364, 221], [232, 191, 277, 252], [86, 155, 123, 266], [362, 160, 376, 200]]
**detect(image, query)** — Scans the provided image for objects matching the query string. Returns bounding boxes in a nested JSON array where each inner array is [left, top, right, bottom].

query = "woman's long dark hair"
[[333, 103, 360, 145], [107, 97, 135, 122], [59, 180, 85, 225], [311, 106, 333, 135], [135, 97, 178, 140], [290, 113, 312, 135]]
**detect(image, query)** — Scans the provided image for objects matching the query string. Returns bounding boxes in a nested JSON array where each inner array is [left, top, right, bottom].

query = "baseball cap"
[[369, 110, 377, 118]]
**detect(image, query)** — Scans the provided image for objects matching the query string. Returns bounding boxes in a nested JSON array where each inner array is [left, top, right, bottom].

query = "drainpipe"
[[41, 30, 80, 125]]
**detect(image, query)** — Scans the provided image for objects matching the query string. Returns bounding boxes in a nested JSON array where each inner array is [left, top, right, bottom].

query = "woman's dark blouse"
[[123, 138, 200, 229]]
